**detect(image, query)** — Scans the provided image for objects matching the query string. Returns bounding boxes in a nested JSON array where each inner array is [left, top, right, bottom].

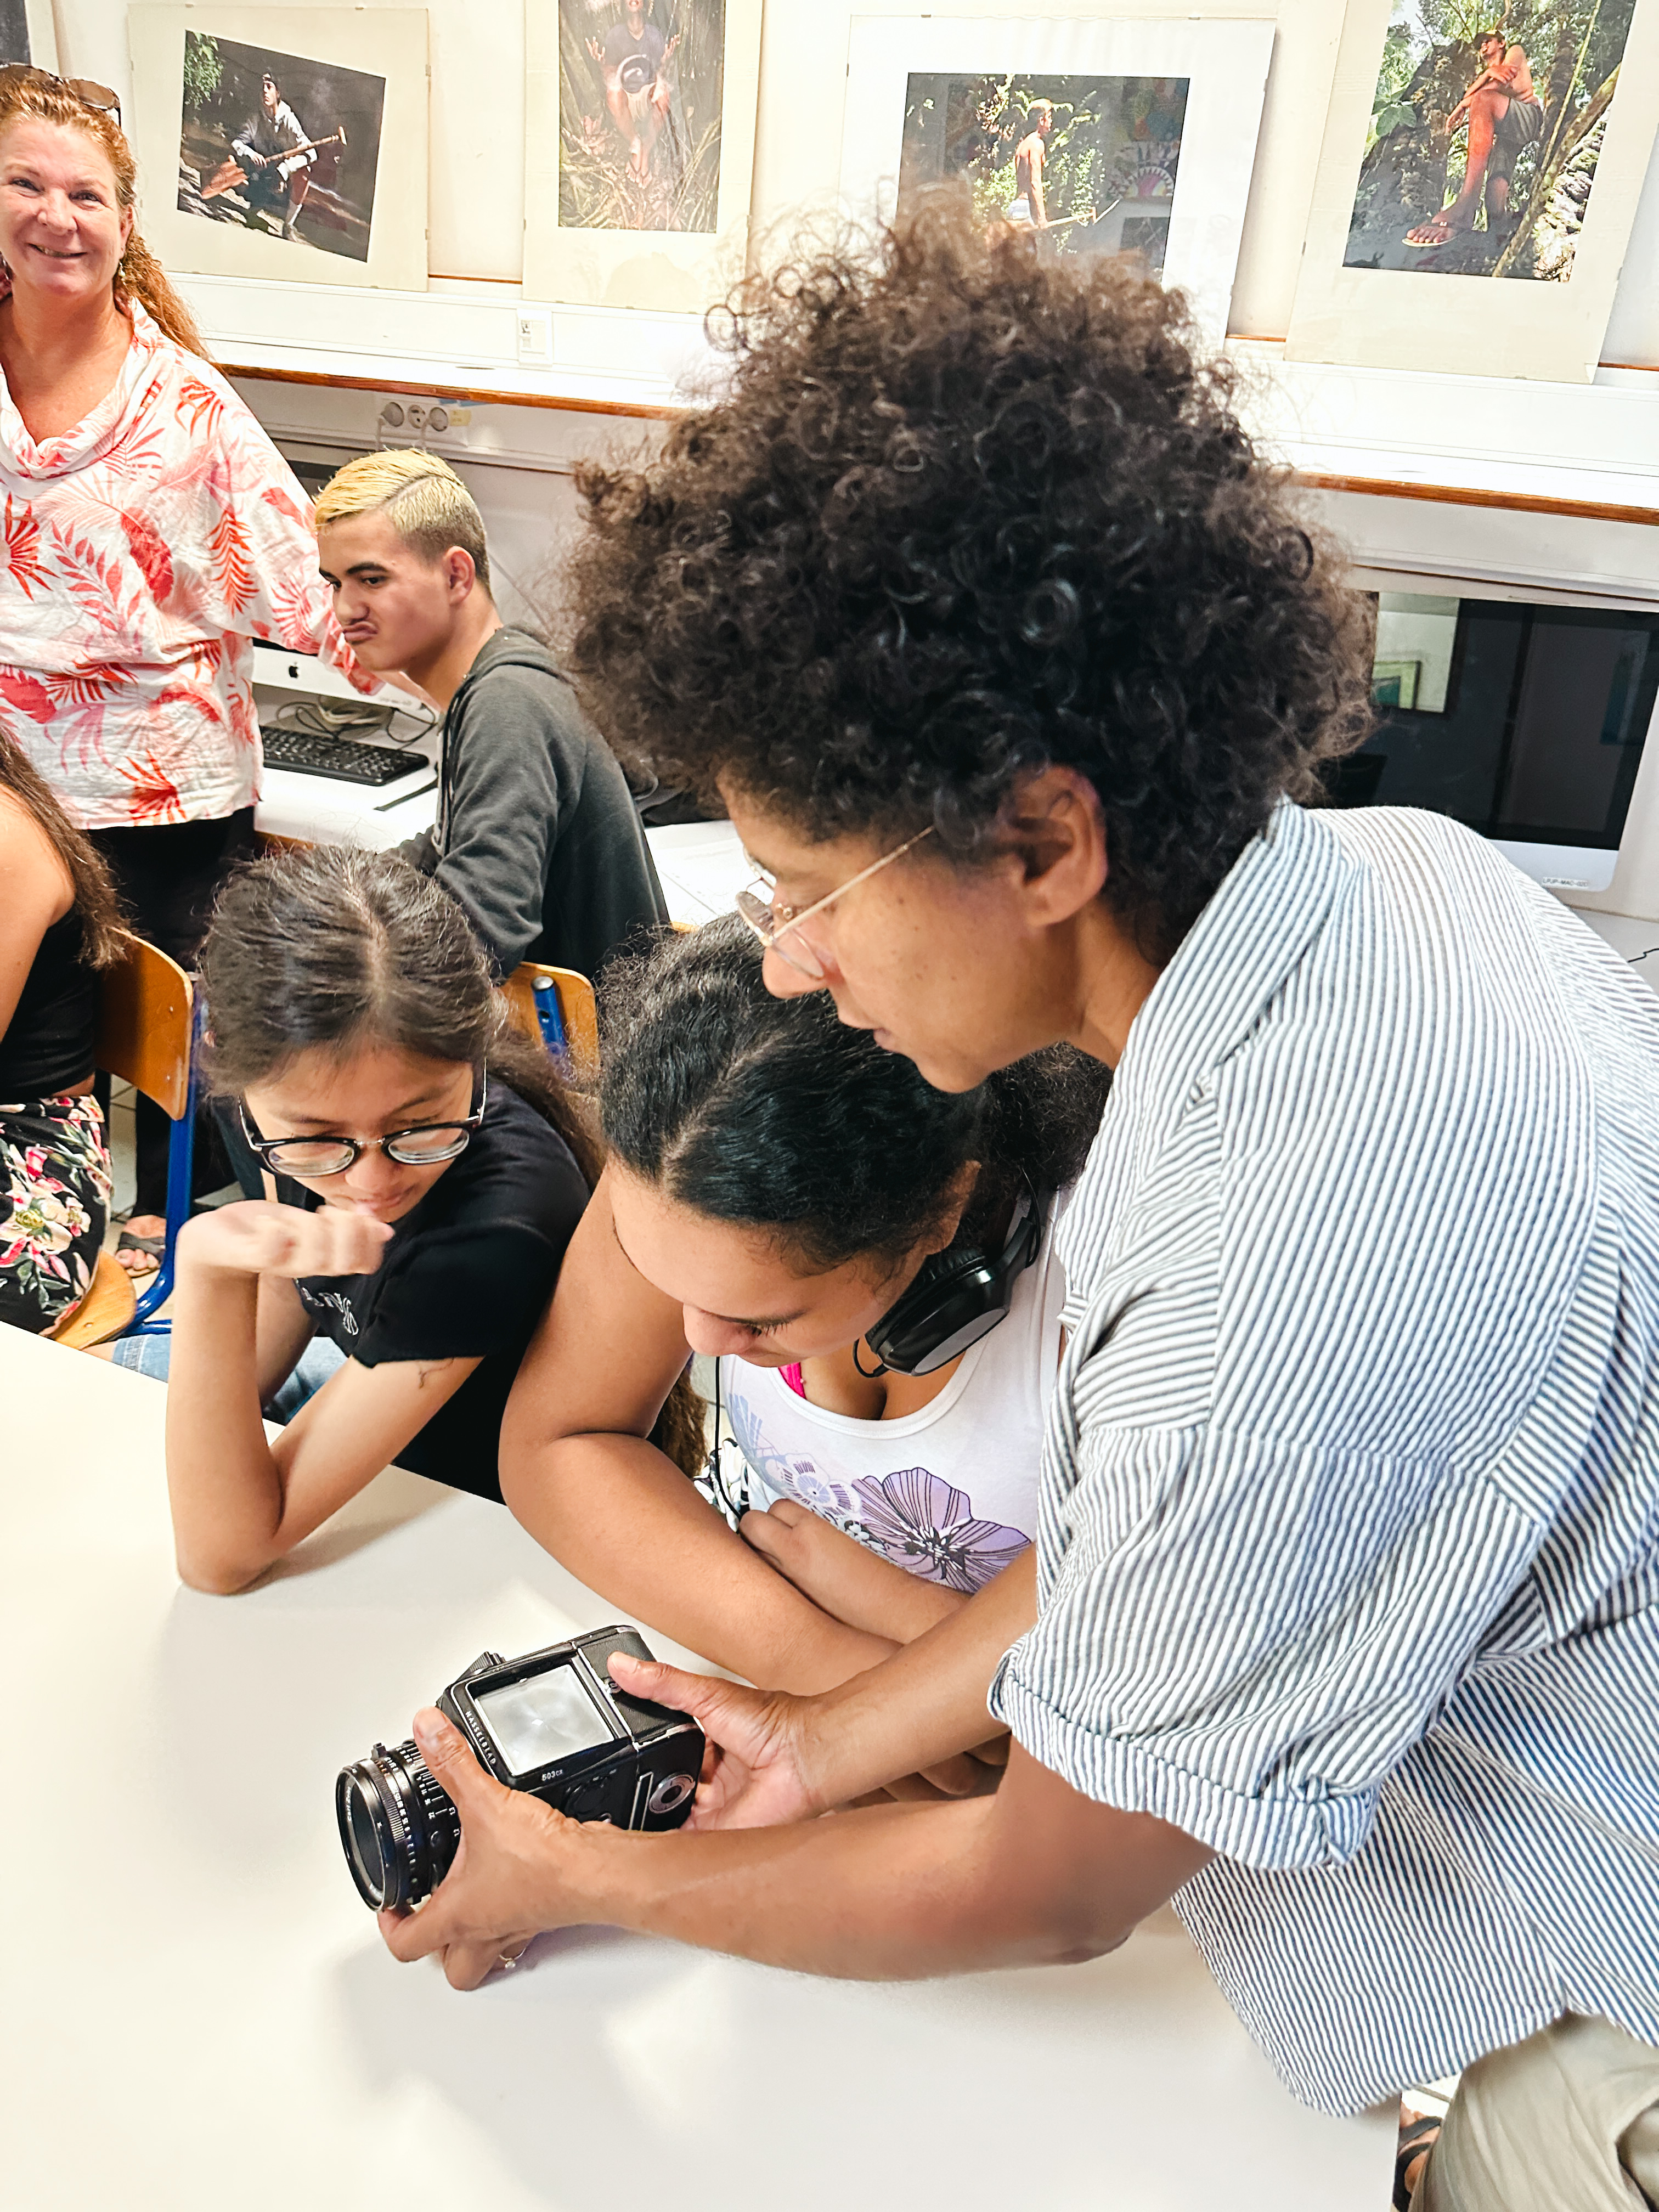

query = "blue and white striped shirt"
[[990, 800, 1659, 2113]]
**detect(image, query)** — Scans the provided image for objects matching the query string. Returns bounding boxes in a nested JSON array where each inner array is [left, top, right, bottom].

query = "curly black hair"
[[567, 195, 1373, 961]]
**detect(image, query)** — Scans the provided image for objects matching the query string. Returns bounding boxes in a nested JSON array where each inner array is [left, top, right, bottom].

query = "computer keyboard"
[[262, 725, 426, 787]]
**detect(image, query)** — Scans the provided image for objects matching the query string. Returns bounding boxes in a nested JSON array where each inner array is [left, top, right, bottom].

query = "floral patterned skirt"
[[0, 1093, 113, 1334]]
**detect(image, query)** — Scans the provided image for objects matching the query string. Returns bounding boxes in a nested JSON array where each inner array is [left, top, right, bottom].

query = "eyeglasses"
[[239, 1072, 487, 1177], [734, 827, 934, 980], [0, 65, 122, 123]]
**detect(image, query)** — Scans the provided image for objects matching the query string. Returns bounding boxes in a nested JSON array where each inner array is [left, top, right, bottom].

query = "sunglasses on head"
[[0, 65, 122, 125]]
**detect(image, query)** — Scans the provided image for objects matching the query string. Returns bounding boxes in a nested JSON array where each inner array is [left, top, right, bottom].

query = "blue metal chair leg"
[[128, 993, 204, 1336], [532, 974, 571, 1073]]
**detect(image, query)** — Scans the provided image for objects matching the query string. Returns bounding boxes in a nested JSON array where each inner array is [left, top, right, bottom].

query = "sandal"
[[1394, 2114, 1442, 2209], [1404, 214, 1461, 246], [115, 1227, 165, 1279]]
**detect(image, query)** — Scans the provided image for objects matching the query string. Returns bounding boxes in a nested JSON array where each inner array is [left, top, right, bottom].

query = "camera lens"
[[335, 1740, 461, 1911], [345, 1780, 388, 1897]]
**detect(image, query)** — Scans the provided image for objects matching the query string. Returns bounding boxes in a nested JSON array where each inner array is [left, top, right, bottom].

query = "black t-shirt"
[[603, 19, 666, 81], [280, 1083, 588, 1502]]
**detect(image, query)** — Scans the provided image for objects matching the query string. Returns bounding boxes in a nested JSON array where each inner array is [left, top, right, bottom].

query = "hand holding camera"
[[605, 1650, 827, 1831], [373, 1706, 582, 1988], [607, 1651, 1002, 1822]]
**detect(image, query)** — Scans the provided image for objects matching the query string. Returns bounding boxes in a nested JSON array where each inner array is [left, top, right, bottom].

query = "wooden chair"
[[501, 963, 599, 1083], [46, 1248, 136, 1349], [38, 937, 197, 1348]]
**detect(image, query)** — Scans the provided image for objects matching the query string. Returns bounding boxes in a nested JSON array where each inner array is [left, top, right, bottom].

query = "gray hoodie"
[[399, 625, 668, 979]]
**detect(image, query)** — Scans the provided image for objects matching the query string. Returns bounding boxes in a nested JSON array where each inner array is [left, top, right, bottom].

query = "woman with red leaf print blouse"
[[0, 70, 375, 1262]]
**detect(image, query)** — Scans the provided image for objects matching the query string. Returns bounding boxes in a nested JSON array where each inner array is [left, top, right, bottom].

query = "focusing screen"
[[473, 1666, 616, 1774]]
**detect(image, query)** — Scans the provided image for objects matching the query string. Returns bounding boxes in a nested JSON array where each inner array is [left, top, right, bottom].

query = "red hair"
[[0, 70, 208, 358]]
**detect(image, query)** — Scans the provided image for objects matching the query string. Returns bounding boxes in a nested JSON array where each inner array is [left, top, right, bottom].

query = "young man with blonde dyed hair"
[[313, 449, 666, 979]]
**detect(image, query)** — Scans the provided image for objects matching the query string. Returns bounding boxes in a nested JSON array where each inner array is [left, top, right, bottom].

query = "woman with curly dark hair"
[[381, 205, 1659, 2205], [564, 218, 1371, 997]]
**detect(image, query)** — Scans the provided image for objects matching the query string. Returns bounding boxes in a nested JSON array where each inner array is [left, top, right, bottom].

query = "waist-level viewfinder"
[[336, 1626, 704, 1911]]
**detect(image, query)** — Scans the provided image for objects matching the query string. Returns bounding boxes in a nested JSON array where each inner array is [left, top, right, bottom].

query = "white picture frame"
[[1287, 0, 1659, 381], [128, 5, 429, 294], [524, 0, 765, 314], [1, 0, 58, 70], [839, 14, 1276, 351]]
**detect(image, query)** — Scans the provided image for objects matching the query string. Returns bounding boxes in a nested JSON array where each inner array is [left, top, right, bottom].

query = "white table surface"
[[0, 1328, 1394, 2211]]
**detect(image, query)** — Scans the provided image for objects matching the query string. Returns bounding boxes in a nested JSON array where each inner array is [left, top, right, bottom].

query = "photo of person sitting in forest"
[[176, 31, 383, 262], [1345, 0, 1636, 280], [558, 0, 724, 234]]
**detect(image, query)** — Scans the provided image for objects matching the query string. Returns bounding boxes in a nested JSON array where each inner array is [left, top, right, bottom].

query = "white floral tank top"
[[716, 1195, 1069, 1592]]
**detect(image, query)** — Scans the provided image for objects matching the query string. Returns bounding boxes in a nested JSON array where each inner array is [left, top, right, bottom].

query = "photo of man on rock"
[[1344, 0, 1635, 280]]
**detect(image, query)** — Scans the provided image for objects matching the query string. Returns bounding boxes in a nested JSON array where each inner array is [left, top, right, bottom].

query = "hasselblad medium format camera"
[[336, 1626, 706, 1911]]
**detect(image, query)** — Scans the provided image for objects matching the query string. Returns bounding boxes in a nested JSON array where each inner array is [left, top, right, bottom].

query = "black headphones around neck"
[[859, 1180, 1045, 1378]]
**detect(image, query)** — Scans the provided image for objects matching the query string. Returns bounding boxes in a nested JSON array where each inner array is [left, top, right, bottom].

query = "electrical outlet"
[[516, 309, 552, 364], [376, 398, 472, 449]]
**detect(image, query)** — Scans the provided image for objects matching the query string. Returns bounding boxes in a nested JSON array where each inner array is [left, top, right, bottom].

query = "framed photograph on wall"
[[1372, 658, 1421, 709], [1287, 0, 1659, 379], [839, 16, 1276, 351], [524, 0, 765, 312], [1, 0, 58, 69], [128, 6, 429, 291]]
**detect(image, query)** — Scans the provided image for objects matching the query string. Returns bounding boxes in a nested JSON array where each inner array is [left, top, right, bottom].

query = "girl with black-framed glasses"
[[111, 846, 608, 1596]]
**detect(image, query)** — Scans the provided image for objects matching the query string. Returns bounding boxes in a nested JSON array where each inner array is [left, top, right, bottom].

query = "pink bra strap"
[[779, 1361, 807, 1398]]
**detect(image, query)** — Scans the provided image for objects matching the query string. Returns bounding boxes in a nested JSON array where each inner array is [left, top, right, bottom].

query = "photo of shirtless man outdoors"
[[1008, 98, 1053, 228], [898, 74, 1188, 267], [1404, 30, 1543, 244], [1344, 0, 1637, 281]]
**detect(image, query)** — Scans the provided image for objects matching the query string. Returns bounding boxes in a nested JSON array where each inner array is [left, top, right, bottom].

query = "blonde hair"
[[0, 70, 207, 358], [314, 449, 492, 593]]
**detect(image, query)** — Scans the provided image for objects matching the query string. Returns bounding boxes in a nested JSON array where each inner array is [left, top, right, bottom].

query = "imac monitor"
[[1329, 593, 1659, 892]]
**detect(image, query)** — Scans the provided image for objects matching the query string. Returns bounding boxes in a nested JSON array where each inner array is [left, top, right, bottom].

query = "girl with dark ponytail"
[[124, 848, 595, 1594], [0, 727, 125, 1332], [500, 918, 1109, 1695]]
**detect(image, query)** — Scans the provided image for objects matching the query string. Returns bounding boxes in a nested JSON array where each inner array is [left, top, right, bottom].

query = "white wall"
[[48, 0, 1659, 358], [1602, 114, 1659, 366]]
